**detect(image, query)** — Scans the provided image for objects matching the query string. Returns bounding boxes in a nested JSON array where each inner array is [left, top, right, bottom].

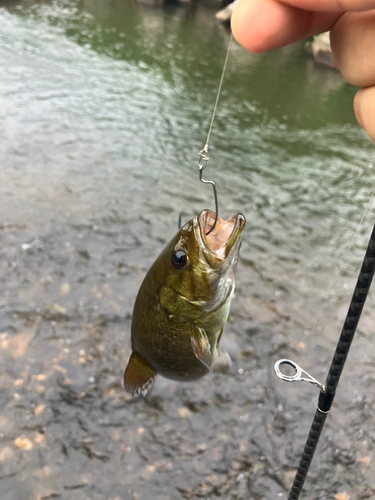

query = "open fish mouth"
[[198, 209, 246, 259]]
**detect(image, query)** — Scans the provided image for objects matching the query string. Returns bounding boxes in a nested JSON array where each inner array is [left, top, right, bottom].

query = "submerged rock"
[[43, 303, 68, 320], [216, 0, 241, 24], [137, 0, 164, 5]]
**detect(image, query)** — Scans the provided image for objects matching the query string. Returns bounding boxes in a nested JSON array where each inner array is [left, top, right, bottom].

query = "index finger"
[[232, 0, 342, 53], [278, 0, 375, 11]]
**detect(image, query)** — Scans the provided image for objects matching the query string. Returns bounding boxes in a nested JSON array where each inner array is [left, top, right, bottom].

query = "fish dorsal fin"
[[191, 325, 211, 369], [124, 352, 156, 396]]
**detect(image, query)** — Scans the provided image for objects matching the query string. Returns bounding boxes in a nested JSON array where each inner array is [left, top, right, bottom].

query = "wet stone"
[[14, 435, 33, 450], [42, 304, 69, 321], [0, 447, 14, 462]]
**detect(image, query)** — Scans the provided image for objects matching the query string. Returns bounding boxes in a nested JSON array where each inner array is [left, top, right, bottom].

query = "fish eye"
[[171, 250, 189, 270]]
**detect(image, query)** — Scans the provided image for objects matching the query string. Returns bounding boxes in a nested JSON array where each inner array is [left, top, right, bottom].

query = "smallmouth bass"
[[124, 209, 246, 395]]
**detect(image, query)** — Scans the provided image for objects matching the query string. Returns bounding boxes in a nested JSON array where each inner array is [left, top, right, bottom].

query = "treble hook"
[[198, 144, 219, 236]]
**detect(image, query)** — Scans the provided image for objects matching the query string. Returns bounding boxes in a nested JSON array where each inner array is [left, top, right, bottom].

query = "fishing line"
[[339, 186, 375, 262], [238, 189, 375, 497], [199, 27, 375, 500], [198, 33, 233, 235], [235, 172, 375, 500], [274, 180, 375, 499], [204, 33, 233, 148], [310, 186, 375, 336], [277, 219, 375, 500]]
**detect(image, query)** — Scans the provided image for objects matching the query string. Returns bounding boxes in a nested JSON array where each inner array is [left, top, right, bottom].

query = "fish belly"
[[132, 297, 232, 381]]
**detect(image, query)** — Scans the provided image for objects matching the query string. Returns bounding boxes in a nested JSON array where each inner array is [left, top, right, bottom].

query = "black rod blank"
[[287, 222, 375, 500]]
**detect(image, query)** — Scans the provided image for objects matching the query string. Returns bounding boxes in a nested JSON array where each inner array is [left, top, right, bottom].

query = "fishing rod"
[[194, 27, 375, 499], [275, 220, 375, 499]]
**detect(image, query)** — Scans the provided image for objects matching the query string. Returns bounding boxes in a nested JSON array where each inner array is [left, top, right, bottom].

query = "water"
[[1, 1, 375, 499]]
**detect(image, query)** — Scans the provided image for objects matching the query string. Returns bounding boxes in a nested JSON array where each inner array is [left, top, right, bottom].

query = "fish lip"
[[196, 209, 246, 261]]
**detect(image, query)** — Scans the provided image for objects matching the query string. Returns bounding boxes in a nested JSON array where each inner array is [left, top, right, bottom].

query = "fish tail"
[[124, 352, 156, 396]]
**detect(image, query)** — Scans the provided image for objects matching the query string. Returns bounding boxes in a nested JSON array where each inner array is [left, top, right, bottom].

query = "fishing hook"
[[198, 144, 218, 236]]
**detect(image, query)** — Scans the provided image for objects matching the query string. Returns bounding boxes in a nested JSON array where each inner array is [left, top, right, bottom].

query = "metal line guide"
[[274, 359, 324, 391]]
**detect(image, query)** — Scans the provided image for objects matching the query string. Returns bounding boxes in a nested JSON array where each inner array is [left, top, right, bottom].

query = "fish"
[[124, 208, 246, 395]]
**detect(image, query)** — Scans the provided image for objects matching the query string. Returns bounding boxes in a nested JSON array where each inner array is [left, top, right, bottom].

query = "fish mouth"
[[197, 209, 246, 262]]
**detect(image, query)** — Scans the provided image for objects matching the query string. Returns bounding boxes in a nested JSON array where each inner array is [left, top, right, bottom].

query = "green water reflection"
[[2, 0, 375, 310]]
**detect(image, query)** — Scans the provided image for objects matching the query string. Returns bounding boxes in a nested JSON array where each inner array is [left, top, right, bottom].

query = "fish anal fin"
[[191, 325, 211, 370], [124, 352, 156, 396]]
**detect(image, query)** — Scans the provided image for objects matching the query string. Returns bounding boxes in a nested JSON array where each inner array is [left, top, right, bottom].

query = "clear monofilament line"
[[286, 220, 375, 500], [198, 33, 233, 235], [204, 32, 233, 148]]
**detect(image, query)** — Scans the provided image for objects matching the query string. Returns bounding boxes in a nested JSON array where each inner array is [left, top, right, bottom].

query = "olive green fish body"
[[124, 209, 245, 395], [132, 282, 233, 381]]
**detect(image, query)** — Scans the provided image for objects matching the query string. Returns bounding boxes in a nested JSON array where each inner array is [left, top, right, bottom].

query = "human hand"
[[231, 0, 375, 141]]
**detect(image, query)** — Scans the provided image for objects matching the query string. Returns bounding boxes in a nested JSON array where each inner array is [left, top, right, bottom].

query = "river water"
[[1, 1, 375, 499]]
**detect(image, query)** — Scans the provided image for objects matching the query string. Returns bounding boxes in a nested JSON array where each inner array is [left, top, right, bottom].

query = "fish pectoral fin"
[[124, 352, 156, 396], [212, 350, 232, 374], [191, 325, 211, 370]]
